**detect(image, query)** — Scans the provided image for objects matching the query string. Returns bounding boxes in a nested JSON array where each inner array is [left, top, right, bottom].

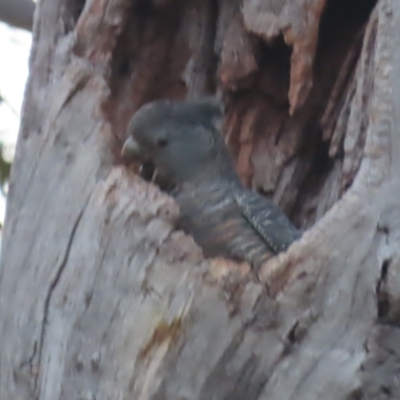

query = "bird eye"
[[157, 138, 168, 148]]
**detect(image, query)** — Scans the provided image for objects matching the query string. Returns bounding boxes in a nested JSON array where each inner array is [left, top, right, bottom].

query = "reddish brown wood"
[[1, 0, 400, 399]]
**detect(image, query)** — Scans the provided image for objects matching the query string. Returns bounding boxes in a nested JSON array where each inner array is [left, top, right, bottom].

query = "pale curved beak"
[[121, 136, 144, 162]]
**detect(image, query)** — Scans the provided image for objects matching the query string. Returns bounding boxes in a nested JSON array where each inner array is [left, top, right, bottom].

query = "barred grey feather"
[[122, 98, 301, 269]]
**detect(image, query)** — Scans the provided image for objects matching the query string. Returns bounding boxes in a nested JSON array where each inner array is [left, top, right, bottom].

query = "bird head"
[[122, 98, 236, 186]]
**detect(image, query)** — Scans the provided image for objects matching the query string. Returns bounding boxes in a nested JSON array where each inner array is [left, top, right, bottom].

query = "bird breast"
[[174, 182, 272, 268]]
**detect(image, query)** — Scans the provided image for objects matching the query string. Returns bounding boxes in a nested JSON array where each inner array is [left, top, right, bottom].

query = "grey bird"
[[122, 98, 301, 269]]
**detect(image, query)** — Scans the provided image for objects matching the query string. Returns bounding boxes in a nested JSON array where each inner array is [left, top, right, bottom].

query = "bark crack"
[[15, 64, 92, 231], [34, 197, 90, 397]]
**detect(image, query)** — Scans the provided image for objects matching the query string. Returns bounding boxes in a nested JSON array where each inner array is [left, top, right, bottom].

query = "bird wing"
[[233, 190, 301, 254]]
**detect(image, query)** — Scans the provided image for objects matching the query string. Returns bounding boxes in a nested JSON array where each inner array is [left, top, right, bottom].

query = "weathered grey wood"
[[0, 0, 400, 399]]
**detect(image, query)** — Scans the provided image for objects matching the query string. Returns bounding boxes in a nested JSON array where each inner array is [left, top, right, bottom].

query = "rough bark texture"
[[1, 0, 400, 399]]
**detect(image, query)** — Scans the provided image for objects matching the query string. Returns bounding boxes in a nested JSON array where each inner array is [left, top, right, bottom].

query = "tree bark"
[[1, 0, 399, 399]]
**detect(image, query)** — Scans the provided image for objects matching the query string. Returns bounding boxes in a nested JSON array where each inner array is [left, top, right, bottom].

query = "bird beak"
[[121, 136, 144, 162]]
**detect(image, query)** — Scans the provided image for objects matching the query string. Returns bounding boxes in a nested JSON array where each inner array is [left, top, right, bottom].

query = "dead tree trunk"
[[1, 0, 399, 399]]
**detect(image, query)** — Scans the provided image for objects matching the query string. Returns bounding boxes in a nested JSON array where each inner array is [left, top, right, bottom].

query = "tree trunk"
[[1, 0, 399, 399]]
